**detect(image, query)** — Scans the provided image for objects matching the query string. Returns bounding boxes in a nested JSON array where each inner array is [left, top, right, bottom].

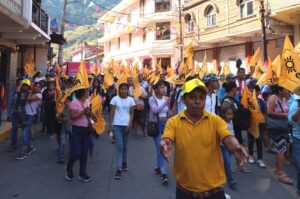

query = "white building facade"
[[0, 0, 50, 120], [99, 0, 182, 69]]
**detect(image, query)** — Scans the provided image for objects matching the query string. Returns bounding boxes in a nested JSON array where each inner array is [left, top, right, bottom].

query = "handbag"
[[266, 100, 289, 134], [147, 97, 159, 137]]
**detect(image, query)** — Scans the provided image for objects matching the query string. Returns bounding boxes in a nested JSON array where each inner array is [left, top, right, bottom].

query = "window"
[[206, 6, 216, 27], [156, 22, 171, 40], [185, 14, 194, 33], [118, 38, 121, 50], [128, 9, 132, 22], [143, 28, 147, 43], [157, 58, 171, 70], [129, 33, 132, 47], [240, 0, 254, 18], [140, 0, 145, 18], [155, 0, 170, 13]]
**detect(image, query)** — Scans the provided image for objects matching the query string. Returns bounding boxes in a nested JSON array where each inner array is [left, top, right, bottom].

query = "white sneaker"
[[225, 193, 231, 199], [257, 159, 266, 168], [248, 155, 255, 164]]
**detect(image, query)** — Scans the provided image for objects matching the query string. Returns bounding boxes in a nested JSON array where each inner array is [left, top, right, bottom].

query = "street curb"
[[0, 123, 11, 143]]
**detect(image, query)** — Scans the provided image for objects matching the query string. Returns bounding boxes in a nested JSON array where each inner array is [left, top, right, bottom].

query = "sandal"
[[278, 174, 293, 185]]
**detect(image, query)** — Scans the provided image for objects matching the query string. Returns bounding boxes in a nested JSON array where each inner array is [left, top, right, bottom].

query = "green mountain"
[[41, 0, 121, 60]]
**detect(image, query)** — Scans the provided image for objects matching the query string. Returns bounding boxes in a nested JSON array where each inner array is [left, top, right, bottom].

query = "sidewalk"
[[0, 121, 11, 142]]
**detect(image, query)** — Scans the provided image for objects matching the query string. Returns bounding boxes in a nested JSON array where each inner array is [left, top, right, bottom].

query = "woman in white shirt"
[[149, 80, 171, 184], [109, 83, 135, 180]]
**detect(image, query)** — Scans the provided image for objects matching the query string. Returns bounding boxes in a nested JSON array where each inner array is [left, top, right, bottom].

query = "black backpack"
[[222, 96, 251, 130]]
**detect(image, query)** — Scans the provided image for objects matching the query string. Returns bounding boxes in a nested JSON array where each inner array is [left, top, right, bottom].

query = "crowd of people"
[[4, 59, 300, 198]]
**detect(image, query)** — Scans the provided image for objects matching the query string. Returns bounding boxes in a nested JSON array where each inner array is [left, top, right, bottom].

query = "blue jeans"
[[66, 125, 90, 175], [153, 120, 167, 174], [58, 123, 68, 159], [114, 125, 129, 170], [221, 145, 233, 182], [10, 112, 19, 147], [22, 114, 34, 150], [293, 137, 300, 192]]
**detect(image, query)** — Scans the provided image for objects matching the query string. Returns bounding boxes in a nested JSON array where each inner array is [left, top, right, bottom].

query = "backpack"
[[221, 96, 251, 130]]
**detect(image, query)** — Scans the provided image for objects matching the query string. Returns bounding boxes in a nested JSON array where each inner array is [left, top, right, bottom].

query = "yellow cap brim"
[[182, 79, 208, 94]]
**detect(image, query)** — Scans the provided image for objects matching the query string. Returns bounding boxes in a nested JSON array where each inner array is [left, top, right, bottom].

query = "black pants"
[[234, 127, 243, 144], [176, 187, 225, 199], [66, 125, 90, 175], [247, 132, 263, 160]]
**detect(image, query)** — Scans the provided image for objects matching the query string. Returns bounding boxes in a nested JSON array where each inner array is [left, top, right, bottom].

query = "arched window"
[[206, 6, 216, 27], [185, 13, 194, 33], [240, 0, 254, 18]]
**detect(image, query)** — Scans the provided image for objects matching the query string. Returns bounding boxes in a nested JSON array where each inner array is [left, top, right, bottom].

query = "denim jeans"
[[66, 125, 90, 175], [10, 112, 19, 147], [22, 114, 34, 150], [153, 120, 167, 174], [176, 187, 226, 199], [221, 145, 233, 182], [114, 125, 129, 170], [57, 123, 68, 159], [293, 137, 300, 192]]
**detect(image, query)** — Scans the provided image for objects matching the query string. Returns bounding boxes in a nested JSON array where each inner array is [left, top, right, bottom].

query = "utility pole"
[[259, 0, 268, 62], [58, 0, 68, 65], [178, 0, 183, 62]]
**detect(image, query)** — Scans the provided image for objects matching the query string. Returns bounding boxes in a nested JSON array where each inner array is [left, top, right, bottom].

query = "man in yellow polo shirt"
[[160, 78, 247, 199]]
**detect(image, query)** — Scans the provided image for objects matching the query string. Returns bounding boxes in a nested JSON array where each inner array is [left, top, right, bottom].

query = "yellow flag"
[[108, 58, 117, 76], [133, 76, 142, 99], [202, 51, 209, 75], [55, 77, 64, 117], [24, 63, 35, 78], [249, 48, 261, 67], [157, 59, 162, 74], [265, 57, 273, 83], [221, 62, 231, 76], [210, 60, 219, 75], [252, 59, 264, 79], [103, 68, 115, 89], [179, 61, 188, 75], [132, 62, 139, 76], [55, 64, 61, 77], [241, 86, 264, 138], [195, 64, 201, 74], [24, 52, 35, 77], [90, 95, 106, 135], [166, 66, 175, 78], [278, 35, 300, 95], [272, 55, 281, 78], [185, 42, 194, 72], [70, 62, 89, 92]]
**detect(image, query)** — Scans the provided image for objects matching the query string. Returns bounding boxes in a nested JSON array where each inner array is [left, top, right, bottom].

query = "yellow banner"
[[241, 86, 264, 138], [90, 94, 106, 135], [278, 36, 300, 95], [70, 62, 89, 93]]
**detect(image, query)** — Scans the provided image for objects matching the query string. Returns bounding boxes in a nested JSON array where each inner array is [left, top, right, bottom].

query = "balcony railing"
[[32, 0, 49, 34]]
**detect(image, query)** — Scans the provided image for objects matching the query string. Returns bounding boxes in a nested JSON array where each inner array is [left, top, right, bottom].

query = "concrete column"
[[8, 52, 18, 92]]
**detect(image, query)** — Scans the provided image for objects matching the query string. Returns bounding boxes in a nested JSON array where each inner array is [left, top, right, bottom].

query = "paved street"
[[0, 122, 299, 199]]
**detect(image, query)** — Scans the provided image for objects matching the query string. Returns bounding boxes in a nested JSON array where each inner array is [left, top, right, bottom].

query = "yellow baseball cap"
[[182, 78, 208, 94], [22, 79, 31, 86]]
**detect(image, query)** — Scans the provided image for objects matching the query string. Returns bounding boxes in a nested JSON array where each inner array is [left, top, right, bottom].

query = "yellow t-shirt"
[[162, 110, 232, 192]]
